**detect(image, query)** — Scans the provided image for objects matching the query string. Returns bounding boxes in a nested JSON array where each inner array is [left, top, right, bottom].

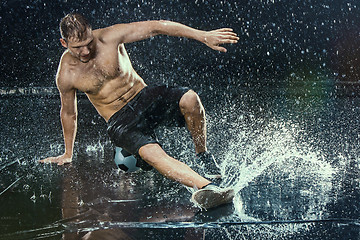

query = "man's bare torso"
[[59, 30, 146, 121]]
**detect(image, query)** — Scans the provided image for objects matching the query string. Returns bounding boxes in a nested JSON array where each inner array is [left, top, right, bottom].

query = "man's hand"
[[38, 154, 72, 166], [203, 28, 239, 52]]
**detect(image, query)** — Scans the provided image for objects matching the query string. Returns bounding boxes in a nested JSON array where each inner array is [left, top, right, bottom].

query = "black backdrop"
[[2, 0, 360, 90]]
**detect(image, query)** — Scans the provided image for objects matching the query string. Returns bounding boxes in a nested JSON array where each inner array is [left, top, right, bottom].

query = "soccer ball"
[[114, 147, 140, 172]]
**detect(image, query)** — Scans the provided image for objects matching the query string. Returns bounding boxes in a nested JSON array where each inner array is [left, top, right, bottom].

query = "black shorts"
[[107, 85, 190, 158]]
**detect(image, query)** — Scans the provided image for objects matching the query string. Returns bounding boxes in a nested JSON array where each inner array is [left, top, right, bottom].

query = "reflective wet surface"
[[0, 81, 359, 239]]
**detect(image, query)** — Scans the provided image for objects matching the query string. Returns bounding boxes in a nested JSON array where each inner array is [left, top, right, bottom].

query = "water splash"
[[221, 119, 335, 192], [200, 117, 338, 238]]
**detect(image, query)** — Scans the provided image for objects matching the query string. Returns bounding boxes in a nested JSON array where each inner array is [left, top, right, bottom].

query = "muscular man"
[[39, 13, 238, 209]]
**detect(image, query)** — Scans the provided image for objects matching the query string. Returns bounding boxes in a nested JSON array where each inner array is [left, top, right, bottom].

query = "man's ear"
[[60, 38, 68, 48]]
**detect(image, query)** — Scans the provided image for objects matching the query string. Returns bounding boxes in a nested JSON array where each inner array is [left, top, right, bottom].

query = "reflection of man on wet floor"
[[39, 13, 238, 209]]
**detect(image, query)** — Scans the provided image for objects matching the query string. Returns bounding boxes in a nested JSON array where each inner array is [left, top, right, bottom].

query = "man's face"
[[61, 28, 95, 63]]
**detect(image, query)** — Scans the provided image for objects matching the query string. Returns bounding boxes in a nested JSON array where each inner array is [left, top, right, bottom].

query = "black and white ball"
[[114, 147, 140, 172]]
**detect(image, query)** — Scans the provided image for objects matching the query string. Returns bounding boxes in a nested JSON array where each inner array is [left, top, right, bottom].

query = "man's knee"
[[138, 143, 168, 166], [179, 90, 203, 113]]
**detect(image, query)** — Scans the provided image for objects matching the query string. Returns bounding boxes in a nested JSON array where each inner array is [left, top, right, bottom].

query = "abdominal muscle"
[[86, 77, 147, 122]]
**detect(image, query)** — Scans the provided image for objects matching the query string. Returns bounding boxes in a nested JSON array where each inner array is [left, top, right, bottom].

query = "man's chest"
[[70, 44, 133, 94], [75, 55, 121, 94]]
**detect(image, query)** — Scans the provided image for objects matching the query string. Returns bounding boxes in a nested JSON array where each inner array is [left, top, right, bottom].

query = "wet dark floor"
[[0, 82, 359, 239]]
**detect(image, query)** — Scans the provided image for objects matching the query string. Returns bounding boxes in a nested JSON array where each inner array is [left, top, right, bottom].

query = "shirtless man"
[[39, 13, 238, 209]]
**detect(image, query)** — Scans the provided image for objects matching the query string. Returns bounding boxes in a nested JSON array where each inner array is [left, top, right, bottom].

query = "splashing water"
[[199, 117, 338, 238], [221, 119, 335, 192]]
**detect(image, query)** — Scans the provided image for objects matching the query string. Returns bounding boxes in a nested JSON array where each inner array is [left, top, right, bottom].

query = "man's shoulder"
[[59, 51, 83, 72], [59, 51, 74, 68], [93, 24, 131, 44], [57, 52, 78, 87]]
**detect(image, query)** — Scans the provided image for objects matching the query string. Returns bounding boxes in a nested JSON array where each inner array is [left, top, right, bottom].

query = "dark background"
[[1, 0, 360, 90]]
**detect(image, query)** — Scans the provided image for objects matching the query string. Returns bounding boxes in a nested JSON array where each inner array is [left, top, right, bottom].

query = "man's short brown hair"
[[60, 13, 91, 41]]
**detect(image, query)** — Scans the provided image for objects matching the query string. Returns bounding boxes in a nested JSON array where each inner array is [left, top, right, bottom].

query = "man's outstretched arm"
[[39, 72, 77, 166], [100, 20, 239, 52]]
